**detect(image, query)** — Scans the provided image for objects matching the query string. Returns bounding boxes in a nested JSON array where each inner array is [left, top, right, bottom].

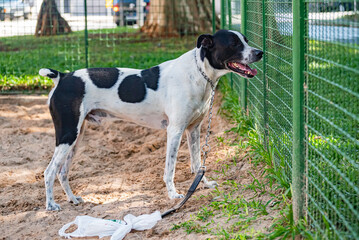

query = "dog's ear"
[[197, 34, 214, 49]]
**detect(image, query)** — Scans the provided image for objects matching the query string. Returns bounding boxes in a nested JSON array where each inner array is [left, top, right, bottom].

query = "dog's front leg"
[[186, 123, 202, 174], [186, 124, 218, 188], [164, 125, 185, 199]]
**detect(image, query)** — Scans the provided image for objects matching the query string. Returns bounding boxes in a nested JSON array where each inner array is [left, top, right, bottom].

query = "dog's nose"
[[255, 50, 263, 58]]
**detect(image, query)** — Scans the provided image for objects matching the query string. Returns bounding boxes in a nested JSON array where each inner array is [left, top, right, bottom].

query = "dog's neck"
[[194, 48, 228, 88]]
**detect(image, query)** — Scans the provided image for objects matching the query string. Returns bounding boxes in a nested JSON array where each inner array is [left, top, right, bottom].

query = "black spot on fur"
[[48, 72, 57, 78], [141, 66, 160, 90], [118, 75, 147, 103], [161, 120, 168, 129], [88, 68, 120, 88], [50, 73, 85, 146], [46, 68, 64, 79]]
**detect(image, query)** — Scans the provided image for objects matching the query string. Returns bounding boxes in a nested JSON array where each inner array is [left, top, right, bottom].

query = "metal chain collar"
[[194, 50, 216, 169]]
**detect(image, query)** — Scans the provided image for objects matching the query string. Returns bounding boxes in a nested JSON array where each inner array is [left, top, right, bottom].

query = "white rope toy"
[[59, 211, 162, 240]]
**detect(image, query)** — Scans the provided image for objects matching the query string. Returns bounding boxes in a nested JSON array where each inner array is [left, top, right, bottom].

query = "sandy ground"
[[0, 93, 275, 239]]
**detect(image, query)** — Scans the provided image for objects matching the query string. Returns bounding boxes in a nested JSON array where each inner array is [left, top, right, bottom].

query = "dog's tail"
[[39, 68, 63, 85]]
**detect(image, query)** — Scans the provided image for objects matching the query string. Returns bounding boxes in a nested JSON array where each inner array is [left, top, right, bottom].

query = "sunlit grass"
[[0, 28, 196, 91]]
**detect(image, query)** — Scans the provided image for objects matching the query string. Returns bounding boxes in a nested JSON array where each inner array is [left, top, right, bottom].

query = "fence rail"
[[222, 0, 359, 238]]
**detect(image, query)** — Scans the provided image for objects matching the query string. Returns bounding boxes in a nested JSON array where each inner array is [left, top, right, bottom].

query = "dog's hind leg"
[[45, 144, 74, 210], [45, 73, 86, 210], [45, 112, 86, 210], [186, 124, 218, 189], [45, 120, 85, 210], [57, 122, 86, 205]]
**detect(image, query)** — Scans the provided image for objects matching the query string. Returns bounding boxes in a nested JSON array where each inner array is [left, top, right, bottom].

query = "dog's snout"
[[254, 50, 263, 58]]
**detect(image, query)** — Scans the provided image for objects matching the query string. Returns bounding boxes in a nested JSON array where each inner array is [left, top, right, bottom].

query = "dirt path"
[[0, 93, 248, 239]]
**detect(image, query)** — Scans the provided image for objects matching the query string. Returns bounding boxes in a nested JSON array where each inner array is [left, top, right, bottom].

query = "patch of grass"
[[229, 32, 359, 238], [0, 27, 196, 91], [311, 13, 359, 27], [172, 220, 211, 234]]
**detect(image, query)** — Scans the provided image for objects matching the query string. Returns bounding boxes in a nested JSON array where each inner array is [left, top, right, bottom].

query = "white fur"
[[39, 68, 60, 105], [229, 30, 255, 64], [43, 30, 258, 210], [44, 48, 224, 210], [39, 68, 60, 85]]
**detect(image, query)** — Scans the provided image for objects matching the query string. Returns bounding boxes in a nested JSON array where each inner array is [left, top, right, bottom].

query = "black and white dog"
[[39, 30, 263, 210]]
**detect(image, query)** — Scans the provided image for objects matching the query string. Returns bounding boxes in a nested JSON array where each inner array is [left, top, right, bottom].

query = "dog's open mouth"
[[227, 62, 258, 78]]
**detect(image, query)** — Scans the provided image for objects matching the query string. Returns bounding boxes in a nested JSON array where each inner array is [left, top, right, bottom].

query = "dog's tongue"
[[251, 68, 258, 76], [229, 62, 257, 76], [239, 63, 257, 76]]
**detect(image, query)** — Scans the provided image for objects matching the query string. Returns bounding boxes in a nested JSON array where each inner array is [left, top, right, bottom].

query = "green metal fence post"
[[240, 0, 248, 111], [227, 0, 232, 29], [84, 0, 89, 68], [292, 0, 305, 223], [220, 0, 226, 29], [262, 0, 268, 148], [212, 0, 216, 33]]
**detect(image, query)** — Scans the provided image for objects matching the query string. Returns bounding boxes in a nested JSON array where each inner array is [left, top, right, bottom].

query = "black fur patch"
[[88, 68, 120, 88], [47, 69, 58, 78], [199, 30, 246, 70], [49, 73, 85, 146], [118, 75, 147, 103], [141, 66, 160, 90]]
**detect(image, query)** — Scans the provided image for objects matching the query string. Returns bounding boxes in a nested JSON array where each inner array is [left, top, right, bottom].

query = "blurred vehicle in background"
[[309, 0, 356, 12], [0, 0, 31, 21], [111, 0, 150, 26], [0, 6, 5, 21]]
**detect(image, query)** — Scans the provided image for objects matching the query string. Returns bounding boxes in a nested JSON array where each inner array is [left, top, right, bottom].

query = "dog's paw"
[[169, 192, 185, 199], [68, 196, 84, 205], [205, 180, 218, 189], [46, 202, 61, 211]]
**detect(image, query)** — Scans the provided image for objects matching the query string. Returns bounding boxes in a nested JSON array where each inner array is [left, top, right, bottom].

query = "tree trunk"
[[35, 0, 72, 36], [141, 0, 219, 37]]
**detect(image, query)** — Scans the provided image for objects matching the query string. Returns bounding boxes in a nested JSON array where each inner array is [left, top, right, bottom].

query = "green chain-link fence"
[[223, 0, 359, 238], [0, 0, 217, 91], [1, 0, 358, 238]]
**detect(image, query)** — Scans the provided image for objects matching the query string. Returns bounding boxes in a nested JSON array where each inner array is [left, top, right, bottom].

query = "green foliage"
[[171, 220, 211, 234], [0, 27, 196, 91], [171, 77, 315, 239], [227, 34, 359, 238]]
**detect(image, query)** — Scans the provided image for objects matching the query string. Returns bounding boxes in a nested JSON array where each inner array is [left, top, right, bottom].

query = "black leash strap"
[[161, 168, 205, 218]]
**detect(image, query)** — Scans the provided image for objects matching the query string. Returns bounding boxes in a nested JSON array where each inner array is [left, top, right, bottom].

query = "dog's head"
[[197, 29, 263, 78]]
